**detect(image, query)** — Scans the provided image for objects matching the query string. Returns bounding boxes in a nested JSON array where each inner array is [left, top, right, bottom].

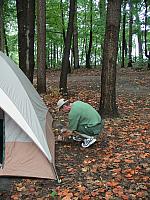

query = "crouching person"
[[57, 99, 103, 148]]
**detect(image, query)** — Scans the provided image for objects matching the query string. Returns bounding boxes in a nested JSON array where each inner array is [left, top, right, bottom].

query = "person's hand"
[[57, 128, 68, 141], [60, 128, 67, 134], [60, 129, 73, 138]]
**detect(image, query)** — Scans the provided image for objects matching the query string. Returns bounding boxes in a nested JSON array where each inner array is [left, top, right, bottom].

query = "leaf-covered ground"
[[2, 68, 150, 200]]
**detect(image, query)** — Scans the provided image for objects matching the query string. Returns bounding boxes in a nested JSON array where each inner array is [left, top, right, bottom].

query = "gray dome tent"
[[0, 51, 57, 179]]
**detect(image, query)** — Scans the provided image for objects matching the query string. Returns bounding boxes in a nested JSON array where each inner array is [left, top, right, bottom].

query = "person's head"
[[57, 98, 71, 112]]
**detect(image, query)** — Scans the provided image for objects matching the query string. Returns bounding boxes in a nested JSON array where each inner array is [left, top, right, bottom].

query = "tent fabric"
[[0, 142, 56, 179], [0, 109, 4, 119], [0, 52, 51, 161], [0, 52, 56, 179], [5, 113, 32, 142]]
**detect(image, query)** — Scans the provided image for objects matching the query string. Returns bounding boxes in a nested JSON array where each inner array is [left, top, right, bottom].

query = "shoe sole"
[[81, 139, 96, 148], [72, 136, 83, 142]]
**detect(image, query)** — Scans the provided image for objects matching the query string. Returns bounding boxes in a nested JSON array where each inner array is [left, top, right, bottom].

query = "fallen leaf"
[[82, 195, 91, 200], [125, 173, 133, 178], [124, 159, 134, 163], [111, 168, 121, 173], [11, 194, 20, 200], [91, 190, 99, 197], [77, 185, 86, 193], [113, 159, 121, 163], [106, 181, 119, 187], [105, 191, 113, 200]]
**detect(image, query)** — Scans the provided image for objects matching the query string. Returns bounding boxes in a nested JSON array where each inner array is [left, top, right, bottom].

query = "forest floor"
[[1, 68, 150, 200]]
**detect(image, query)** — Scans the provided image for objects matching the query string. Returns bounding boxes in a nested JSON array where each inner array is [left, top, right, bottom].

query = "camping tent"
[[0, 51, 57, 179]]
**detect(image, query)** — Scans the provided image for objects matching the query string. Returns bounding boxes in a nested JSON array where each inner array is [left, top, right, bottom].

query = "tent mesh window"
[[0, 108, 4, 167]]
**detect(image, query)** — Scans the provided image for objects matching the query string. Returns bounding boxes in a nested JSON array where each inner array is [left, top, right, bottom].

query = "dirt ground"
[[1, 68, 150, 200]]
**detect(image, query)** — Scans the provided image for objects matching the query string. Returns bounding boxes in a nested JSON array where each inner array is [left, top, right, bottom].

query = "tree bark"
[[16, 0, 27, 74], [94, 38, 97, 67], [99, 0, 106, 64], [16, 0, 35, 83], [121, 0, 127, 68], [81, 2, 87, 66], [135, 2, 143, 61], [37, 0, 46, 93], [27, 0, 35, 83], [127, 0, 133, 68], [4, 27, 9, 56], [99, 0, 122, 118], [144, 0, 150, 69], [0, 0, 4, 52], [60, 0, 66, 44], [50, 41, 53, 68], [59, 0, 75, 95], [73, 0, 79, 69], [53, 43, 56, 68], [86, 0, 93, 69]]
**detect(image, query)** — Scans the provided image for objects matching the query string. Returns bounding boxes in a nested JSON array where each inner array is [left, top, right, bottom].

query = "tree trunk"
[[16, 0, 27, 74], [81, 37, 86, 65], [56, 44, 59, 66], [94, 38, 97, 67], [125, 39, 127, 57], [37, 0, 46, 93], [144, 0, 150, 70], [27, 0, 35, 83], [99, 0, 122, 118], [73, 0, 79, 69], [60, 0, 71, 73], [86, 0, 93, 69], [4, 27, 9, 56], [0, 0, 4, 52], [16, 0, 35, 83], [127, 0, 133, 68], [99, 0, 106, 63], [53, 43, 56, 68], [60, 0, 66, 44], [135, 3, 143, 61], [46, 43, 50, 69], [50, 42, 53, 68], [59, 0, 75, 95], [80, 3, 87, 66], [121, 0, 126, 68]]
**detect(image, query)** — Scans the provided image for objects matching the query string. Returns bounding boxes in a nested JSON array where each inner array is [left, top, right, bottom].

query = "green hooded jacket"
[[68, 101, 102, 134]]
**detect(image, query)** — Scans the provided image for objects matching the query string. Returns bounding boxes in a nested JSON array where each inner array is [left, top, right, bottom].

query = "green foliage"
[[2, 0, 150, 68], [46, 0, 63, 42], [50, 190, 58, 198], [3, 0, 18, 59]]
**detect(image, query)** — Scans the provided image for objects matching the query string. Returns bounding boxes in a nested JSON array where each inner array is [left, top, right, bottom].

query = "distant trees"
[[3, 0, 149, 71], [1, 0, 150, 117]]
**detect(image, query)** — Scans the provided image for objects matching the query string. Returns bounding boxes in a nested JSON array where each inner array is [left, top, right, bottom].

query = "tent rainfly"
[[0, 51, 57, 179]]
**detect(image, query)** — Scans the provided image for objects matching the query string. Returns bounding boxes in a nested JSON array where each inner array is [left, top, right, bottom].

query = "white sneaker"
[[81, 137, 96, 148], [72, 135, 83, 142]]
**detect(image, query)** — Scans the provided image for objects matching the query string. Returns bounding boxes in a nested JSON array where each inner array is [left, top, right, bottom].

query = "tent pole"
[[52, 164, 61, 183]]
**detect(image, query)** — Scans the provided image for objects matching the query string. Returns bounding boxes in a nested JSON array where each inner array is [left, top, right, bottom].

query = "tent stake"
[[52, 164, 61, 183]]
